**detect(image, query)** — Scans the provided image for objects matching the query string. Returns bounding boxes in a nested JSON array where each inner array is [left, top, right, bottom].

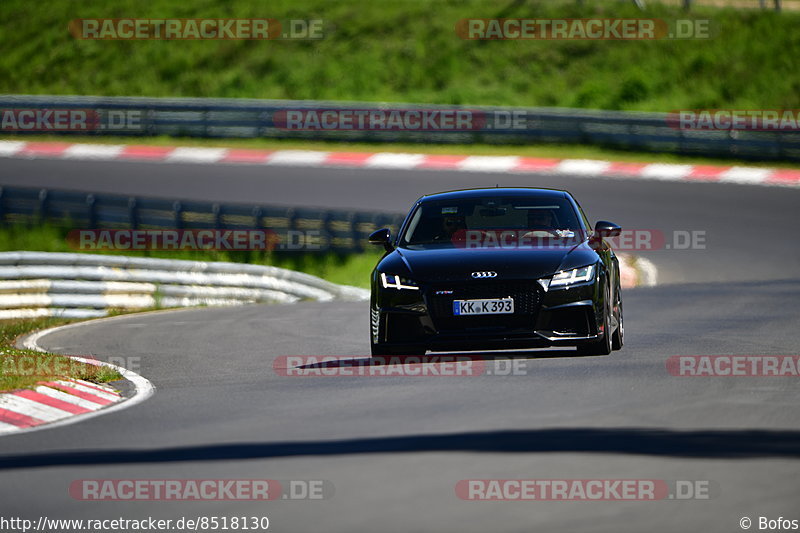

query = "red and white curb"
[[0, 378, 122, 434], [2, 140, 800, 188], [0, 318, 155, 436]]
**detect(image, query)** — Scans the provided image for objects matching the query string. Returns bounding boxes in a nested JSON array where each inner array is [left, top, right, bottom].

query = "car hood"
[[379, 242, 600, 282]]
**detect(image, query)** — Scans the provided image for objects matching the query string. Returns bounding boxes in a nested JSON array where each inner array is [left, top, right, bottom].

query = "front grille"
[[426, 280, 543, 333]]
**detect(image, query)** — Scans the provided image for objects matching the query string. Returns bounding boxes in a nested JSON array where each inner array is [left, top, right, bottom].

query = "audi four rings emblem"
[[471, 271, 497, 278]]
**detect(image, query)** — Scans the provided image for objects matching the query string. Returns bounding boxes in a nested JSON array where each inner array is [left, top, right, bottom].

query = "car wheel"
[[577, 308, 612, 356], [612, 293, 624, 351]]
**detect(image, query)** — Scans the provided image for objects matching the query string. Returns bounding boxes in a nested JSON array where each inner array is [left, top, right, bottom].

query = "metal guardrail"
[[0, 185, 405, 254], [2, 95, 799, 161], [0, 251, 369, 319]]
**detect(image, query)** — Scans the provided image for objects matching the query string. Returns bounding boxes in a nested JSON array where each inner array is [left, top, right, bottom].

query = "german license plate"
[[453, 298, 514, 316]]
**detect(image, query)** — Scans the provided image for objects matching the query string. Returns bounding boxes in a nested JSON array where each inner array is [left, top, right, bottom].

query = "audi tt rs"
[[368, 187, 623, 356]]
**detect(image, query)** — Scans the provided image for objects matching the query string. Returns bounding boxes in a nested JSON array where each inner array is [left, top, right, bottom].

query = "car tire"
[[612, 293, 624, 351], [577, 309, 612, 356]]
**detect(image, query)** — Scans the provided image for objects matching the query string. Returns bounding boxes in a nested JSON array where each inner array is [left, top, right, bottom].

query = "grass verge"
[[0, 317, 122, 392], [1, 0, 799, 112]]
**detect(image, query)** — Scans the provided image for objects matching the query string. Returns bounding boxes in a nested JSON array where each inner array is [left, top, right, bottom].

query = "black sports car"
[[368, 187, 623, 356]]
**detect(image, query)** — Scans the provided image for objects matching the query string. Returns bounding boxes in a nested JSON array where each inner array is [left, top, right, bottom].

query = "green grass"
[[0, 224, 384, 289], [3, 132, 800, 168], [1, 0, 798, 112], [0, 317, 122, 392]]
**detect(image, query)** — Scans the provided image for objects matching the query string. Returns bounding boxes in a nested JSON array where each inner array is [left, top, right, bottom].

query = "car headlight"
[[548, 264, 595, 288], [380, 273, 420, 290]]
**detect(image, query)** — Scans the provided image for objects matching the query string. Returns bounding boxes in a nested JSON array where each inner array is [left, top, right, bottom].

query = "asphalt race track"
[[2, 158, 799, 532]]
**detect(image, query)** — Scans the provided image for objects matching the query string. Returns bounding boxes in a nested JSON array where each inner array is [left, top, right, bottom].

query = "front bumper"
[[371, 276, 605, 352]]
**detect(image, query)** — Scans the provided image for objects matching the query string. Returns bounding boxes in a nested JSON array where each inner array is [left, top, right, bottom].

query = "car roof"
[[417, 187, 570, 203]]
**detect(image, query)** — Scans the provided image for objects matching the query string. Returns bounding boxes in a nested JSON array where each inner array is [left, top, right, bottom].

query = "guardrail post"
[[147, 108, 156, 136], [287, 207, 298, 235], [86, 194, 96, 227], [252, 206, 269, 251], [37, 189, 48, 224], [173, 201, 183, 229], [321, 211, 333, 252], [727, 130, 737, 159], [212, 203, 222, 229], [128, 197, 138, 229], [776, 130, 785, 159], [252, 206, 263, 229], [349, 213, 361, 253]]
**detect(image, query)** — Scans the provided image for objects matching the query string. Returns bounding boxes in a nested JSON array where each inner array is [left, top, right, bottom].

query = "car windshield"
[[400, 195, 585, 248]]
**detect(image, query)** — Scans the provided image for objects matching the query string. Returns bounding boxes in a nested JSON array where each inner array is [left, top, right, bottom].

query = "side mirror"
[[368, 228, 393, 252], [594, 220, 621, 238]]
